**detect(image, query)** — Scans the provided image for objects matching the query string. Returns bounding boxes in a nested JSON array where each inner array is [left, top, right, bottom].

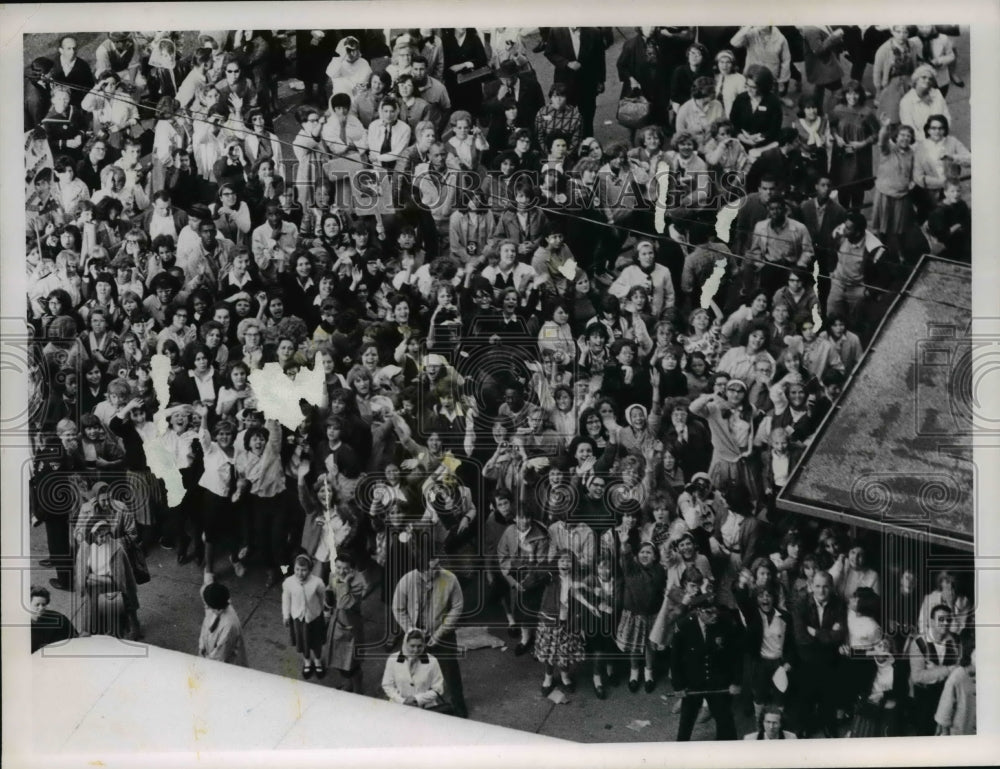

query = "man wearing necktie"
[[368, 96, 412, 173], [544, 27, 606, 141]]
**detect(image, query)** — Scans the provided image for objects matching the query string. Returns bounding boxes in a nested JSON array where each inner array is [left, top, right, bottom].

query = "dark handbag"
[[617, 92, 650, 130]]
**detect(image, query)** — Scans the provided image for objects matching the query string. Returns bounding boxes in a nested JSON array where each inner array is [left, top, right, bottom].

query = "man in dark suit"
[[791, 570, 848, 737], [671, 593, 744, 741], [799, 174, 847, 316], [483, 60, 545, 130], [544, 27, 606, 140]]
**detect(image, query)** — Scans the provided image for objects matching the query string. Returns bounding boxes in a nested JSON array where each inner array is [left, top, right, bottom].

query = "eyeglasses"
[[226, 68, 240, 74]]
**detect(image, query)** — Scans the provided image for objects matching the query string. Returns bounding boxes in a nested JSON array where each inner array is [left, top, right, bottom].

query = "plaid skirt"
[[533, 620, 586, 668], [616, 609, 655, 655]]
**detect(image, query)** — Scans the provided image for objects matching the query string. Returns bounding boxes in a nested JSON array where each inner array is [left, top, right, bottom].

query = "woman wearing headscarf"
[[381, 628, 448, 710], [74, 519, 141, 640]]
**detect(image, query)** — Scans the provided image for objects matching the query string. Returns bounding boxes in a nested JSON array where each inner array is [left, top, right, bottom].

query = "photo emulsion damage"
[[18, 22, 979, 746]]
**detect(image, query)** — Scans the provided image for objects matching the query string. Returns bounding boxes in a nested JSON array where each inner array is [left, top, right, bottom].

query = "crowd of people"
[[26, 25, 974, 739]]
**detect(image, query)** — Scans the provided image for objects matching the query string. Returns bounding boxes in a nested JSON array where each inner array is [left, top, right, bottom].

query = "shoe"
[[593, 682, 607, 700], [314, 664, 326, 679], [560, 678, 576, 693], [951, 77, 965, 88], [232, 560, 246, 578], [644, 678, 656, 693], [158, 537, 174, 550], [303, 664, 314, 680], [514, 640, 533, 656], [532, 41, 546, 53], [48, 578, 70, 591], [541, 680, 556, 696], [627, 678, 640, 693], [39, 559, 54, 568]]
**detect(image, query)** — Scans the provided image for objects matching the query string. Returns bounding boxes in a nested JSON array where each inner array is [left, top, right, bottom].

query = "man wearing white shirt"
[[326, 36, 372, 98], [251, 203, 300, 284], [368, 98, 412, 172]]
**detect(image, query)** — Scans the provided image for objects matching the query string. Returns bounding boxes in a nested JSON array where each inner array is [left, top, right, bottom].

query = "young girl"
[[216, 360, 254, 418], [235, 418, 285, 584], [829, 81, 880, 210], [535, 550, 587, 695], [795, 92, 831, 181], [323, 552, 368, 692], [575, 555, 623, 698], [616, 540, 667, 692], [282, 553, 328, 679]]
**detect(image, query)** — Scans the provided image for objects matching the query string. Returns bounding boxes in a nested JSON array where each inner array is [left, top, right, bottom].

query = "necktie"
[[380, 122, 393, 155]]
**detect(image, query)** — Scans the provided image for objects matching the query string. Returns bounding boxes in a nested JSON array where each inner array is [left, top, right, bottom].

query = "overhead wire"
[[42, 77, 972, 315]]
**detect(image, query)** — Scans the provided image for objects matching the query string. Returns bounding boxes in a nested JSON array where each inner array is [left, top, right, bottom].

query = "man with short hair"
[[50, 35, 95, 110], [909, 604, 963, 736], [483, 59, 545, 129], [671, 593, 744, 741], [410, 55, 451, 133], [799, 174, 847, 314], [746, 196, 814, 297], [792, 570, 847, 736], [391, 554, 467, 717], [827, 210, 884, 321], [544, 26, 606, 139]]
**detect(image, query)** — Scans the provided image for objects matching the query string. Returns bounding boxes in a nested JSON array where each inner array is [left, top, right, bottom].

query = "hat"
[[202, 581, 230, 610], [422, 354, 447, 367], [90, 520, 111, 536], [342, 35, 360, 50], [689, 592, 717, 610], [109, 31, 131, 43], [90, 481, 110, 498], [726, 379, 748, 392], [715, 48, 736, 63], [393, 34, 413, 52], [187, 203, 212, 221], [690, 471, 712, 485], [498, 59, 519, 78]]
